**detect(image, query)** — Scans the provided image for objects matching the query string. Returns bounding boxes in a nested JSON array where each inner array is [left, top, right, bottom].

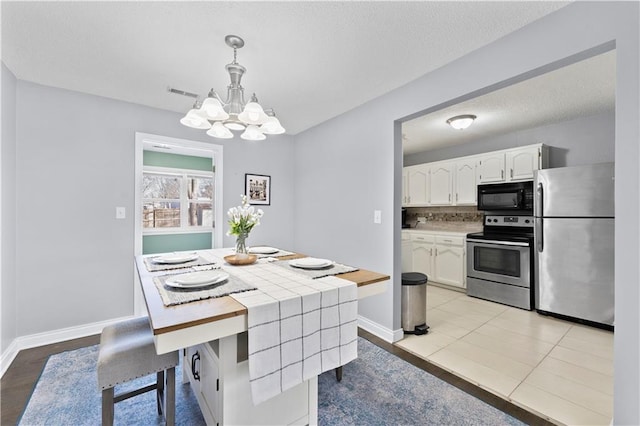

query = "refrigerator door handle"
[[536, 217, 543, 252], [536, 182, 543, 218]]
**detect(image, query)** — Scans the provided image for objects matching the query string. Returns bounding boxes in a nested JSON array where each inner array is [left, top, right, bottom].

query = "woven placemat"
[[153, 273, 256, 306], [144, 256, 217, 272], [271, 259, 358, 279]]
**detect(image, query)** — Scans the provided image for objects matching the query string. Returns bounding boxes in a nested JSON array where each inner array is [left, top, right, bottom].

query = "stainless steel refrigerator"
[[534, 162, 615, 327]]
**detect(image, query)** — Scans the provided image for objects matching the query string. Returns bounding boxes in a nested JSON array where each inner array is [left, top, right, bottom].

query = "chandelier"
[[178, 35, 285, 140]]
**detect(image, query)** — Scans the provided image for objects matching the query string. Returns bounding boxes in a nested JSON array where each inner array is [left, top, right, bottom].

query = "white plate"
[[152, 253, 199, 264], [248, 246, 279, 255], [165, 271, 229, 289], [289, 258, 334, 269]]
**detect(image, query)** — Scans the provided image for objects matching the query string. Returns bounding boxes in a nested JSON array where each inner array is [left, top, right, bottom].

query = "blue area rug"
[[19, 337, 524, 425]]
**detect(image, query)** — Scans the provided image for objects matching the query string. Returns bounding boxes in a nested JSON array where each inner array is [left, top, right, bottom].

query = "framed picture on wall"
[[245, 173, 271, 205]]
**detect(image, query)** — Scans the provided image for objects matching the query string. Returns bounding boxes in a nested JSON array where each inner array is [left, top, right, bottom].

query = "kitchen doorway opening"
[[133, 132, 223, 314]]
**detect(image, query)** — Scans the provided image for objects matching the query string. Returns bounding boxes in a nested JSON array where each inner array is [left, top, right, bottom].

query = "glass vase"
[[235, 232, 249, 258]]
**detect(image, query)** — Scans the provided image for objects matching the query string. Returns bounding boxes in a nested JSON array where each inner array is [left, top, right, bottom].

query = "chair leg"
[[156, 370, 165, 415], [335, 366, 343, 382], [166, 367, 176, 426], [102, 387, 114, 426]]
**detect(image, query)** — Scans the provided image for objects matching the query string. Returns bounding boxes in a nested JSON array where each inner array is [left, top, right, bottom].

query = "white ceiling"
[[402, 49, 616, 155], [2, 1, 570, 137]]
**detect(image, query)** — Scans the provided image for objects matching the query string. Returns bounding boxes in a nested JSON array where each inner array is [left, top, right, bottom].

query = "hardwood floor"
[[1, 330, 546, 425], [1, 335, 100, 425]]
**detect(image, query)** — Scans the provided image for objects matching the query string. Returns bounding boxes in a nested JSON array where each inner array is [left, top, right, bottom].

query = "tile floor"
[[395, 285, 614, 426]]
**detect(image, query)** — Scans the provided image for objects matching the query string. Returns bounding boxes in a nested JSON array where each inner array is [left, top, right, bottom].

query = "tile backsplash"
[[405, 206, 483, 224]]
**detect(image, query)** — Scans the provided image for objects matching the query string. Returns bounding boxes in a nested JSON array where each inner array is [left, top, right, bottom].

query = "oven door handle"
[[467, 238, 530, 247]]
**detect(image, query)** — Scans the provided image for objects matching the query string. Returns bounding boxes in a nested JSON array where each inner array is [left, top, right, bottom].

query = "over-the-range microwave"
[[477, 181, 534, 213]]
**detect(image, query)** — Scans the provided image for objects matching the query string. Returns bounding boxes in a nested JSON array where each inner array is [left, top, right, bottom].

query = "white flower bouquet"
[[227, 195, 264, 255]]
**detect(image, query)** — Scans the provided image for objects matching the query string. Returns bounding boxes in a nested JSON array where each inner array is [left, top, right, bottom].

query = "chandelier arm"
[[208, 90, 225, 105]]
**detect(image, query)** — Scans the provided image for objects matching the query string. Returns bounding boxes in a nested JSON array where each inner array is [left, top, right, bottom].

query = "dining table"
[[135, 247, 389, 426]]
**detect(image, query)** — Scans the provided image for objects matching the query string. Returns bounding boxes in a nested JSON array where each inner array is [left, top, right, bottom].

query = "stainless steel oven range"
[[466, 215, 534, 310]]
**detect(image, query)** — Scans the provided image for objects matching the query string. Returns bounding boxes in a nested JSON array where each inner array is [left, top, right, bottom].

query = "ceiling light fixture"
[[178, 35, 285, 140], [446, 114, 477, 130]]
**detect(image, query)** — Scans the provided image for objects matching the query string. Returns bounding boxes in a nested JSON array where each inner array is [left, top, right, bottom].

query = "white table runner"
[[227, 262, 358, 405]]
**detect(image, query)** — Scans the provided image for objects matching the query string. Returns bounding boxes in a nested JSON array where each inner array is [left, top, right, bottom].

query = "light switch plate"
[[374, 210, 382, 224], [116, 207, 126, 219]]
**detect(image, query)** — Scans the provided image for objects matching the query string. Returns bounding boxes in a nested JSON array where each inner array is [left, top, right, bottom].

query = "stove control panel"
[[484, 215, 533, 227]]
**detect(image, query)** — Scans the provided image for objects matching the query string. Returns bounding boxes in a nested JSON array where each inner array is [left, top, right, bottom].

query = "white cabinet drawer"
[[435, 235, 464, 246], [411, 233, 435, 243]]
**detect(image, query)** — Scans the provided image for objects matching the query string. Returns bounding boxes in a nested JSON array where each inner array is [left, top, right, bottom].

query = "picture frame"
[[245, 173, 271, 205]]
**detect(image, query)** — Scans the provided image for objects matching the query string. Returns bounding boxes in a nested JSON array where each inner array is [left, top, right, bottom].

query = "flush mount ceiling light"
[[446, 114, 477, 130], [175, 35, 285, 141]]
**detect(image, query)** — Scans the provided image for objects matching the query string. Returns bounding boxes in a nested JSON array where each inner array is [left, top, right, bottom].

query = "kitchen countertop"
[[403, 221, 483, 234]]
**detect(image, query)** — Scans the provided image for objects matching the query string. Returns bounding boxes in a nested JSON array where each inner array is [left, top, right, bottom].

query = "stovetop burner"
[[467, 214, 534, 243]]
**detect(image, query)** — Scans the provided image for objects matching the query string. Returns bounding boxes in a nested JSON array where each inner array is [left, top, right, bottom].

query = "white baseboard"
[[357, 315, 403, 343], [0, 338, 20, 379], [0, 315, 140, 378]]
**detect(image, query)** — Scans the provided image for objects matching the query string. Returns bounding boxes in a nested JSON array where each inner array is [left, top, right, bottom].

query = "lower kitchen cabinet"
[[184, 342, 221, 425], [403, 231, 466, 289], [433, 236, 466, 288], [410, 233, 435, 277], [183, 334, 312, 425]]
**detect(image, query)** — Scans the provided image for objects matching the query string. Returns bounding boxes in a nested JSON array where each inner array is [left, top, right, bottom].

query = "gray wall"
[[293, 2, 639, 423], [404, 110, 615, 167], [1, 64, 18, 354], [13, 80, 295, 336]]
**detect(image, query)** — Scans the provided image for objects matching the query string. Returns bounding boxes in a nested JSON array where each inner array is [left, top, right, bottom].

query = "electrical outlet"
[[417, 216, 427, 223], [116, 207, 126, 219]]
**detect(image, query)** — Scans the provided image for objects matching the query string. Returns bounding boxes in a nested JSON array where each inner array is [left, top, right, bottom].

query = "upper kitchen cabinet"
[[405, 164, 429, 206], [454, 158, 477, 205], [403, 144, 547, 206], [478, 144, 548, 184], [429, 162, 454, 205], [478, 153, 506, 183], [402, 168, 409, 205], [506, 145, 549, 181]]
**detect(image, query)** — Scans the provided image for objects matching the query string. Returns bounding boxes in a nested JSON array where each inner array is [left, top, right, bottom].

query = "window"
[[143, 168, 214, 231]]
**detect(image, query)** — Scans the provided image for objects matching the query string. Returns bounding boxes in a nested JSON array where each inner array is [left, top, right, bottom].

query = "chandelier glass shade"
[[179, 35, 285, 140]]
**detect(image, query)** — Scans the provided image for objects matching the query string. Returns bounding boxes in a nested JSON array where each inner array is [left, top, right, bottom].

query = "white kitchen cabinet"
[[478, 144, 548, 184], [478, 153, 506, 183], [429, 162, 454, 205], [184, 343, 221, 425], [454, 158, 477, 205], [506, 145, 545, 181], [433, 235, 466, 289], [184, 336, 311, 425], [411, 233, 435, 277], [406, 164, 429, 206], [404, 231, 466, 289], [402, 168, 409, 205]]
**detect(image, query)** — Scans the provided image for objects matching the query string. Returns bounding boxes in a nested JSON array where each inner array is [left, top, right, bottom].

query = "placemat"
[[271, 259, 358, 279], [153, 273, 256, 306], [144, 256, 217, 272]]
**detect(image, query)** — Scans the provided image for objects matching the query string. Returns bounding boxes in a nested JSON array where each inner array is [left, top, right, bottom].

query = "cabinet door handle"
[[430, 248, 433, 256], [448, 193, 451, 202], [456, 193, 459, 202], [510, 168, 513, 179], [191, 351, 201, 381], [501, 169, 504, 179], [443, 239, 452, 243]]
